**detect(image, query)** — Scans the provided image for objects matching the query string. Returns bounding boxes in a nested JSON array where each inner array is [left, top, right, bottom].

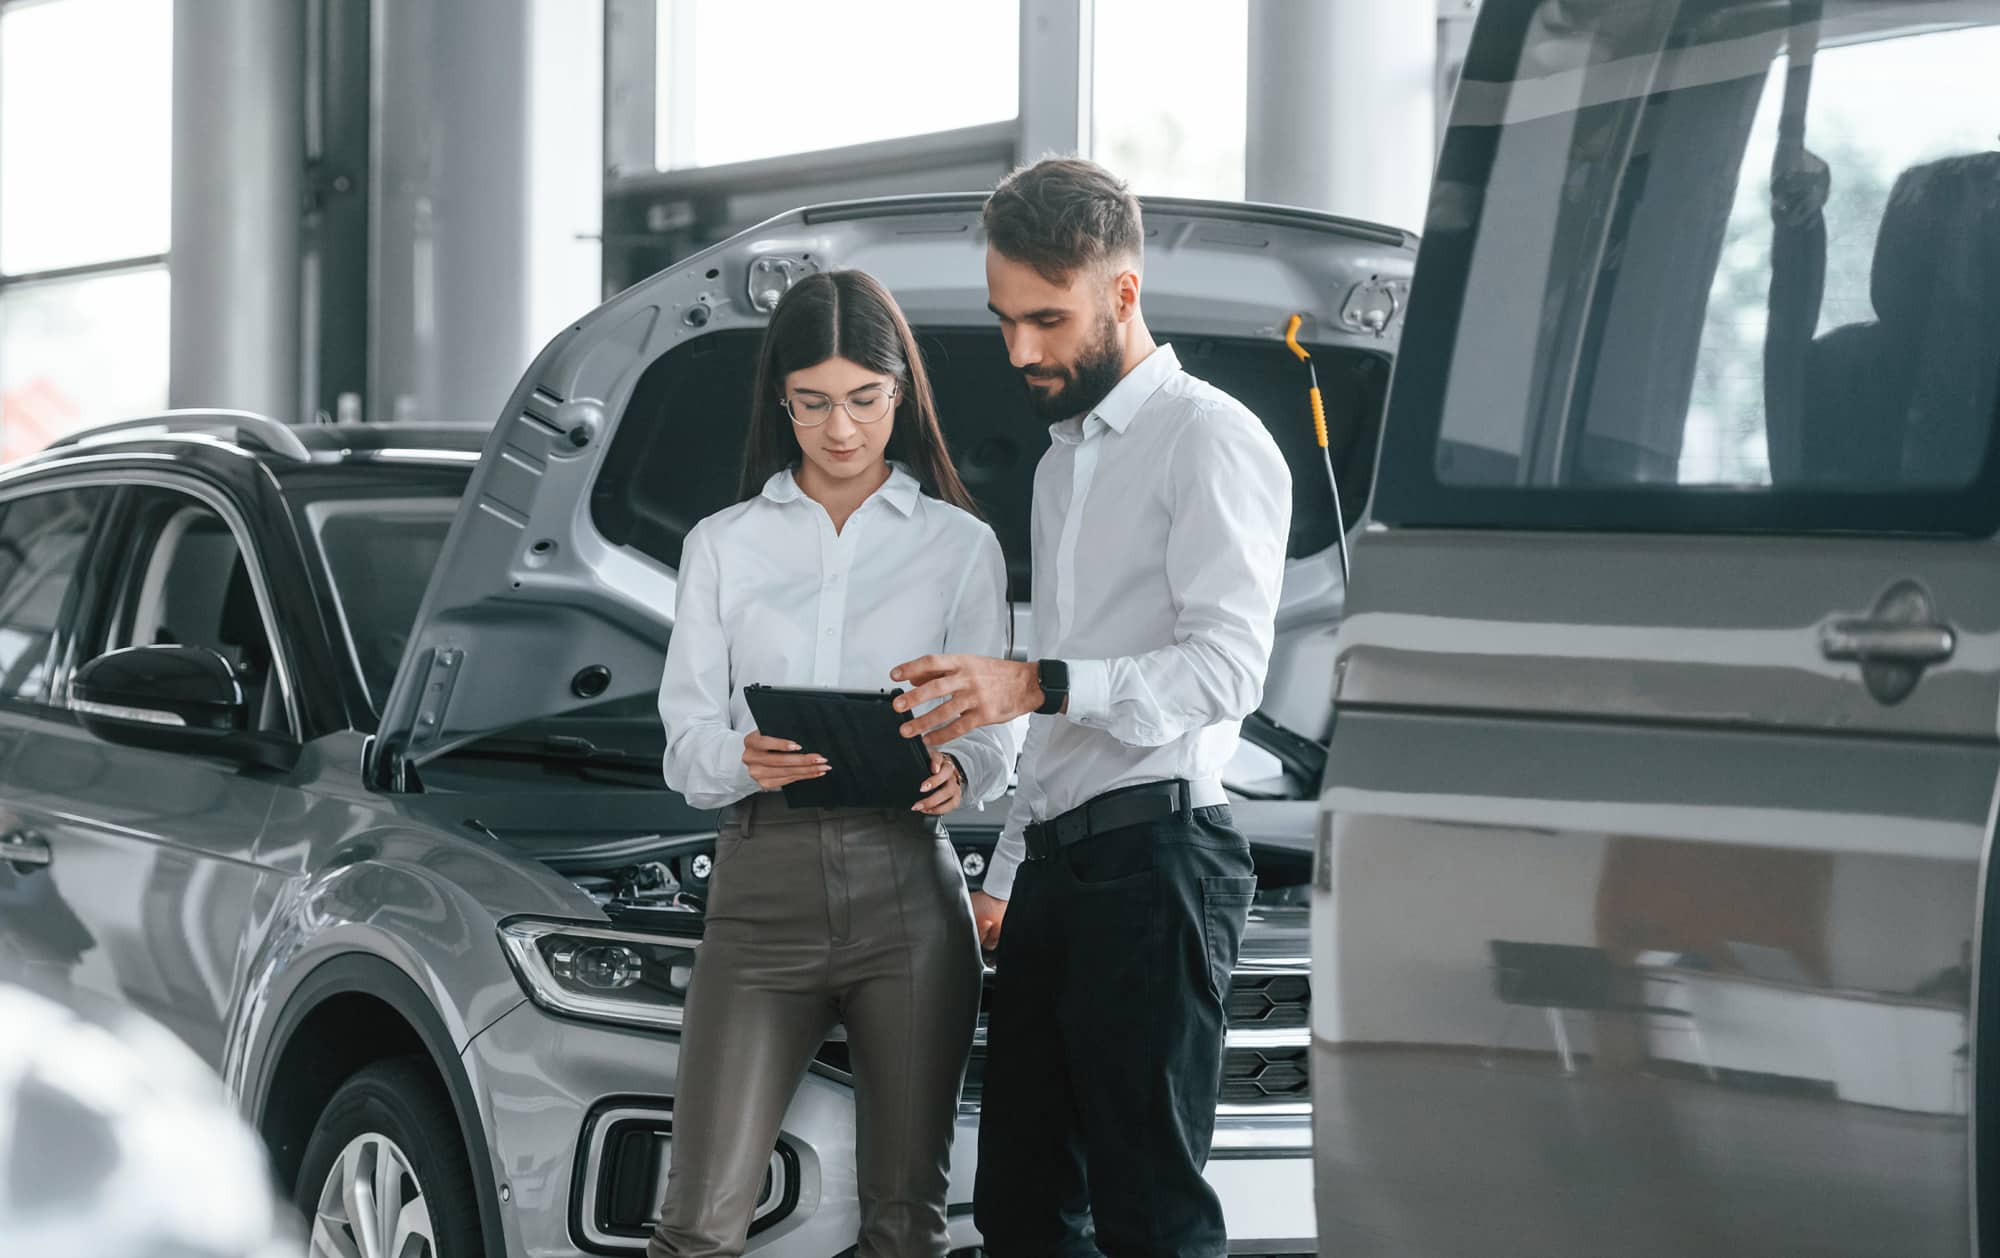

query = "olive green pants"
[[649, 797, 983, 1258]]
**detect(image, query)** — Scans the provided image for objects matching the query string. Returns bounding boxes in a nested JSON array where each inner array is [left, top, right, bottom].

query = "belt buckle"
[[1025, 822, 1054, 861]]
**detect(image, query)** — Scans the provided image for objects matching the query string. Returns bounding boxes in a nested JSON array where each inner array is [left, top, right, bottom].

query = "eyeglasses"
[[780, 385, 898, 428]]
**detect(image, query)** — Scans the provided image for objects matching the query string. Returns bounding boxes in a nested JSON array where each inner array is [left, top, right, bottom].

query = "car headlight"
[[498, 918, 700, 1031]]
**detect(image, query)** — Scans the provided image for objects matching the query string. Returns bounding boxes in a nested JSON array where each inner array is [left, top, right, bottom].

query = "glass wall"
[[0, 0, 173, 459], [1091, 0, 1248, 200], [653, 0, 1020, 170]]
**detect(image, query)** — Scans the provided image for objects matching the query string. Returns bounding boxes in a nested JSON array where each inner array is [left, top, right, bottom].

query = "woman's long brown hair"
[[738, 269, 982, 517]]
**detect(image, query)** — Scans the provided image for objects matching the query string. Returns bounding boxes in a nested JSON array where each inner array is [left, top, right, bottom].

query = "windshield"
[[305, 494, 459, 709], [1377, 0, 2000, 529]]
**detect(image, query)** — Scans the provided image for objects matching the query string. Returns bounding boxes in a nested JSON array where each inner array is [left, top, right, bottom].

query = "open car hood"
[[370, 194, 1416, 783]]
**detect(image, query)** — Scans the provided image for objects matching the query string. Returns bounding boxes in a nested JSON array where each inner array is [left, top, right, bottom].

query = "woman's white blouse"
[[658, 464, 1018, 811]]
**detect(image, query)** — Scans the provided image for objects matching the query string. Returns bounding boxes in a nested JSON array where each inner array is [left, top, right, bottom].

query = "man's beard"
[[1021, 316, 1125, 422]]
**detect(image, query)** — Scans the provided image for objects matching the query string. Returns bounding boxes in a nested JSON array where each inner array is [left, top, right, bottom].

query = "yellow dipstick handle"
[[1284, 313, 1311, 362], [1288, 314, 1330, 448], [1285, 310, 1349, 586]]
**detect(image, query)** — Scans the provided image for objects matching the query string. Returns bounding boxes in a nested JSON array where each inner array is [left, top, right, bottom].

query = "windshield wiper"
[[449, 733, 664, 785]]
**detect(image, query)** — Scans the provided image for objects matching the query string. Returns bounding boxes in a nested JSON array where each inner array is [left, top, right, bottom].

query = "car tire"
[[293, 1056, 485, 1258]]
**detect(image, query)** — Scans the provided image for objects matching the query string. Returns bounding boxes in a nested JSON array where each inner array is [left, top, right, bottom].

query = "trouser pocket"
[[1199, 875, 1256, 1003]]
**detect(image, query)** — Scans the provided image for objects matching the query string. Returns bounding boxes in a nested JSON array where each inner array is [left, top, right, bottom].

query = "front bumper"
[[462, 1000, 1315, 1257]]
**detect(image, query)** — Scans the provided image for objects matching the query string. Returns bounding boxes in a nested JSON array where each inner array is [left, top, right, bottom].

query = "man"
[[891, 157, 1293, 1258]]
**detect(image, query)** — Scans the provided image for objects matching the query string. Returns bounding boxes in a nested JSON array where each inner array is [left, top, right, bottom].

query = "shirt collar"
[[760, 462, 922, 516], [1048, 343, 1181, 444]]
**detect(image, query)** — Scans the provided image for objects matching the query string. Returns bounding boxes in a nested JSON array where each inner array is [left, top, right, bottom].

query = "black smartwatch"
[[1035, 659, 1070, 716]]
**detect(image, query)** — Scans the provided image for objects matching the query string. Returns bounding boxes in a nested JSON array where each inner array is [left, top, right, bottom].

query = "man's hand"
[[913, 752, 965, 817], [890, 654, 1044, 745], [742, 730, 828, 792], [970, 890, 1008, 951]]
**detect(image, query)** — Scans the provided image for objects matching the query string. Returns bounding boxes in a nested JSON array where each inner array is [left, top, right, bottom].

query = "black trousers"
[[973, 802, 1255, 1258]]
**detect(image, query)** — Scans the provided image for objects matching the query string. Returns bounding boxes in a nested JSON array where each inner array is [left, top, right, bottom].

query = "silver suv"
[[0, 194, 1414, 1255], [1312, 2, 2000, 1255]]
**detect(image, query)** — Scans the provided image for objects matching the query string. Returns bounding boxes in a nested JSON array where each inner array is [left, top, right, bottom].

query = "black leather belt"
[[1023, 780, 1196, 861]]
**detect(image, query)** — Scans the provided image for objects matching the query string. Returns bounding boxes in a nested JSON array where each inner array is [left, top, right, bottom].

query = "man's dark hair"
[[982, 156, 1143, 283]]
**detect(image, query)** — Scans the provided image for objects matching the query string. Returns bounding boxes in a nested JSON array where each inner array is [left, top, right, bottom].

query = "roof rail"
[[46, 410, 311, 463]]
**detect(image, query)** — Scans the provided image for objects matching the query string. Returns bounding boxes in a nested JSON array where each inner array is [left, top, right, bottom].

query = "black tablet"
[[741, 684, 936, 809]]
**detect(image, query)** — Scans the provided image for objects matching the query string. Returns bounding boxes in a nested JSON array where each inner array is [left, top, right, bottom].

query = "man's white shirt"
[[983, 344, 1293, 900]]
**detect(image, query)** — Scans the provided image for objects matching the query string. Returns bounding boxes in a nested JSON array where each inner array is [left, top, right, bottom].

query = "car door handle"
[[1, 830, 51, 870], [1818, 619, 1956, 665]]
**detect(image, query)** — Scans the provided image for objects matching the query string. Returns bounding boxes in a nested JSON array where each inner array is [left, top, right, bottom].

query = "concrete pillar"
[[1246, 0, 1437, 232], [169, 0, 305, 417], [1018, 0, 1093, 162], [373, 0, 600, 426]]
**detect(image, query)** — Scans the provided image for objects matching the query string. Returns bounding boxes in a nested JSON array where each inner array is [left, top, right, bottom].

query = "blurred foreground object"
[[0, 980, 297, 1258]]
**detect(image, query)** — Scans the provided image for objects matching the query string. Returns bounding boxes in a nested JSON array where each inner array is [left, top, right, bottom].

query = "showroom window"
[[652, 0, 1020, 169], [1092, 0, 1247, 200], [0, 0, 173, 461]]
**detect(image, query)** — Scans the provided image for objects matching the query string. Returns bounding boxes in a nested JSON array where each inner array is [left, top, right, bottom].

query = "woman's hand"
[[742, 730, 828, 791], [913, 751, 965, 816]]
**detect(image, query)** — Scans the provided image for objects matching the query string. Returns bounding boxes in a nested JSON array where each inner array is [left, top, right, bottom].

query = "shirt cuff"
[[1061, 657, 1111, 726], [981, 848, 1021, 901], [708, 731, 758, 797]]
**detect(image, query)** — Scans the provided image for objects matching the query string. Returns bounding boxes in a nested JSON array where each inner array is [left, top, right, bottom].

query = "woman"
[[651, 270, 1013, 1258]]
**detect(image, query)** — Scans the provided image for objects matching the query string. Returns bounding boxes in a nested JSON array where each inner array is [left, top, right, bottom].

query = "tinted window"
[[0, 487, 105, 703], [1376, 0, 2000, 531]]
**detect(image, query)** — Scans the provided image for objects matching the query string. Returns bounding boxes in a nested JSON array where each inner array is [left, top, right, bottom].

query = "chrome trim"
[[968, 1020, 1312, 1048], [1218, 1102, 1312, 1118], [349, 448, 482, 463], [1210, 1116, 1313, 1152], [498, 919, 701, 1032], [69, 698, 187, 727], [576, 1105, 789, 1250], [1226, 1027, 1311, 1050], [967, 1025, 1310, 1052], [1233, 957, 1313, 972], [50, 409, 311, 462]]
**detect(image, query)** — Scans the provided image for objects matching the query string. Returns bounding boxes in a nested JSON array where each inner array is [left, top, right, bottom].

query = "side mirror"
[[70, 646, 298, 771]]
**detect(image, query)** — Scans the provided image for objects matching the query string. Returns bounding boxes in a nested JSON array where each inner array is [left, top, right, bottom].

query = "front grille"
[[944, 969, 1310, 1109], [1220, 1044, 1310, 1102], [1226, 973, 1310, 1028]]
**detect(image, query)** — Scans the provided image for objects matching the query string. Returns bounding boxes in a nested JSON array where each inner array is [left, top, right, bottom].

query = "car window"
[[1375, 1, 2000, 532], [304, 497, 456, 710], [103, 489, 289, 735], [0, 486, 108, 704]]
